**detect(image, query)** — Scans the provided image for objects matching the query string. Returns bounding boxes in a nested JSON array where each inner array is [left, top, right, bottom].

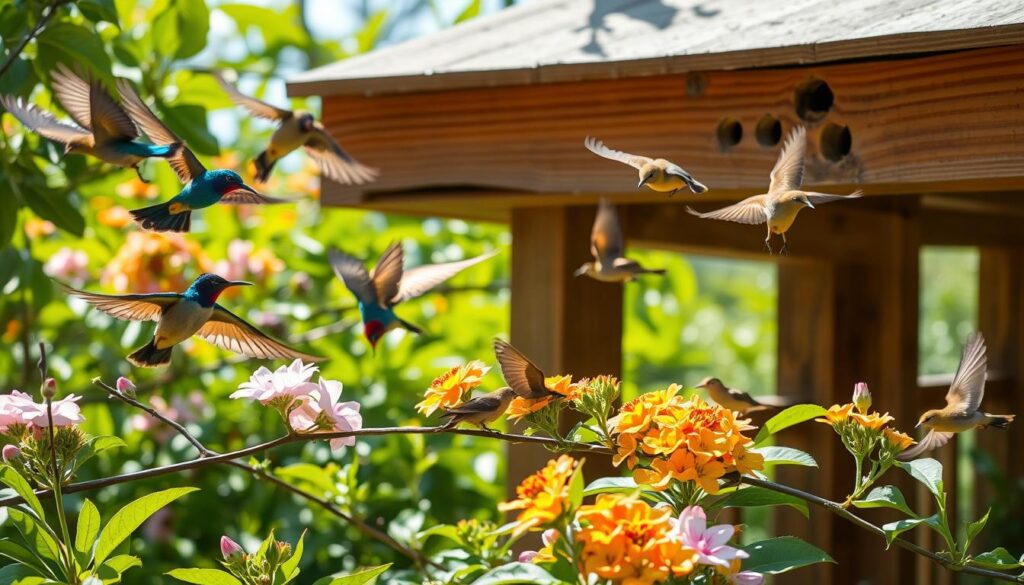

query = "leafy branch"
[[0, 0, 67, 79]]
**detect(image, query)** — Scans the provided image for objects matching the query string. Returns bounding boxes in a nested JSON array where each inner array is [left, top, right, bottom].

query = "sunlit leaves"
[[741, 537, 835, 574], [753, 405, 827, 445], [895, 458, 943, 497], [94, 487, 199, 566], [852, 485, 915, 517], [310, 564, 391, 585], [35, 23, 112, 80], [167, 568, 241, 585], [151, 0, 210, 59]]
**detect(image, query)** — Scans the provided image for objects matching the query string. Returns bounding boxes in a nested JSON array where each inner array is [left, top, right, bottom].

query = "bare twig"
[[0, 0, 64, 80]]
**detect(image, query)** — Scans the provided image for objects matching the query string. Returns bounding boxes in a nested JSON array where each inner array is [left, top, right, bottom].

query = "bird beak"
[[573, 265, 589, 277], [227, 280, 253, 288], [637, 178, 649, 188], [805, 200, 816, 209], [914, 421, 922, 429]]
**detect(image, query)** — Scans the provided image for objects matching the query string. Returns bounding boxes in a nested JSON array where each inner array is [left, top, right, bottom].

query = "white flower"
[[288, 379, 362, 450], [231, 359, 319, 404], [16, 394, 84, 428]]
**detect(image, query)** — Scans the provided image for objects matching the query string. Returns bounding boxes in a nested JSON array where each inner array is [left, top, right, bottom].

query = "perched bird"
[[329, 243, 498, 351], [685, 126, 862, 254], [574, 197, 665, 282], [60, 274, 323, 368], [493, 338, 561, 400], [439, 387, 518, 431], [695, 377, 789, 414], [898, 332, 1014, 461], [116, 79, 292, 233], [214, 72, 377, 185], [0, 64, 179, 182], [584, 136, 707, 196]]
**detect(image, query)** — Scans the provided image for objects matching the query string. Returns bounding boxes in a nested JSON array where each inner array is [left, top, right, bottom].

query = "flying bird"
[[584, 136, 707, 196], [898, 333, 1014, 461], [0, 64, 179, 182], [685, 126, 862, 254], [695, 377, 793, 415], [329, 243, 498, 351], [574, 197, 665, 282], [493, 338, 561, 400], [439, 388, 517, 431], [60, 274, 323, 368], [116, 79, 293, 233], [214, 72, 377, 185]]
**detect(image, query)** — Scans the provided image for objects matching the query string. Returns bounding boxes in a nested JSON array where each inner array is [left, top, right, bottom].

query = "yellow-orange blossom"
[[499, 455, 579, 537]]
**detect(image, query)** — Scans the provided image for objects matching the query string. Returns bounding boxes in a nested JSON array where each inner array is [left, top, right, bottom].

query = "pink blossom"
[[220, 535, 244, 559], [116, 377, 136, 395], [214, 239, 254, 282], [542, 529, 559, 547], [672, 505, 748, 569], [2, 445, 20, 461], [518, 550, 538, 563], [43, 247, 89, 284], [853, 381, 872, 414], [288, 379, 362, 450], [0, 391, 35, 430], [18, 394, 84, 428], [731, 571, 764, 585], [230, 360, 319, 404]]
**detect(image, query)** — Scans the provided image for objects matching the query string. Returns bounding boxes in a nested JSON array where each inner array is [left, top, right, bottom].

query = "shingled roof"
[[287, 0, 1024, 96]]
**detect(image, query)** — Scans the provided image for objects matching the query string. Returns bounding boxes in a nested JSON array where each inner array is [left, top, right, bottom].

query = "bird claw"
[[764, 240, 774, 255], [780, 244, 790, 256]]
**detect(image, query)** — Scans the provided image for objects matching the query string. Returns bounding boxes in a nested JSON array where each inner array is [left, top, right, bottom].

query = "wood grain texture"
[[316, 46, 1024, 217]]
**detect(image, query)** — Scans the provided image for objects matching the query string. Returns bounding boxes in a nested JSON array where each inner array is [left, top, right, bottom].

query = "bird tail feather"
[[127, 339, 173, 368], [986, 414, 1015, 429], [397, 317, 423, 335], [130, 201, 191, 233], [685, 176, 708, 194], [254, 150, 276, 183]]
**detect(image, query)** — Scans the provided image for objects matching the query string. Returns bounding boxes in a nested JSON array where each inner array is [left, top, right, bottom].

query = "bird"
[[0, 64, 179, 182], [574, 197, 665, 282], [493, 338, 561, 400], [59, 274, 323, 368], [214, 72, 377, 185], [329, 243, 498, 351], [695, 377, 791, 415], [439, 388, 518, 431], [897, 332, 1014, 461], [115, 79, 293, 233], [685, 126, 862, 254], [584, 136, 707, 196]]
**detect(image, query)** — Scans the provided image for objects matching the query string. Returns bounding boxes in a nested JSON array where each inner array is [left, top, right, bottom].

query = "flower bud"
[[541, 528, 560, 547], [220, 535, 244, 559], [116, 376, 137, 397], [2, 445, 20, 461], [852, 382, 871, 414], [518, 550, 538, 563], [42, 378, 56, 399]]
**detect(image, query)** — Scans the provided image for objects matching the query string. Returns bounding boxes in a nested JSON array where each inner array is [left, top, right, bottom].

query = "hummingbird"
[[686, 126, 862, 254], [0, 64, 179, 182], [695, 377, 794, 415], [115, 79, 293, 233], [584, 136, 707, 196], [898, 332, 1015, 461], [439, 387, 518, 431], [493, 339, 562, 400], [574, 197, 665, 282], [59, 274, 323, 368], [214, 72, 378, 185], [329, 243, 498, 351]]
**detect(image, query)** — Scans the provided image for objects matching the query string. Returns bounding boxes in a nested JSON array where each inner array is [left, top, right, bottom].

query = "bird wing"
[[584, 136, 652, 170], [393, 250, 499, 304], [896, 430, 954, 461], [945, 332, 987, 414], [303, 124, 378, 185], [49, 64, 96, 130], [728, 388, 764, 407], [591, 198, 623, 264], [213, 72, 292, 121], [327, 247, 378, 306], [369, 242, 404, 308], [116, 79, 205, 184], [803, 190, 864, 205], [59, 282, 177, 322], [686, 196, 769, 225], [493, 338, 548, 399], [1, 95, 93, 146], [768, 126, 806, 195], [218, 189, 295, 205], [199, 305, 324, 361], [444, 394, 502, 415], [51, 65, 137, 142]]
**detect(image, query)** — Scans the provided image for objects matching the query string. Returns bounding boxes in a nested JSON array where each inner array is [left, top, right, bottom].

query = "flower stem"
[[45, 398, 76, 583]]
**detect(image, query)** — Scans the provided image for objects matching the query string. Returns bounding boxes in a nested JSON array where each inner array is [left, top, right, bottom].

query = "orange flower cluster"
[[506, 375, 579, 421], [609, 385, 762, 493], [102, 232, 213, 293], [883, 428, 915, 450], [576, 494, 697, 584], [815, 403, 895, 431], [415, 360, 490, 416], [498, 455, 578, 537], [115, 177, 159, 200]]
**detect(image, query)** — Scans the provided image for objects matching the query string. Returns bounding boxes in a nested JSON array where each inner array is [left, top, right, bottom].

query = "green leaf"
[[157, 103, 219, 156], [567, 461, 584, 510], [219, 4, 308, 50], [94, 487, 198, 566], [964, 508, 989, 550], [464, 563, 561, 585], [752, 446, 817, 467], [716, 486, 809, 518], [310, 564, 391, 585], [78, 0, 119, 25], [277, 530, 304, 584], [74, 499, 101, 556], [151, 0, 210, 59], [0, 562, 42, 584], [970, 547, 1022, 570], [416, 524, 460, 544], [895, 458, 943, 497], [7, 509, 62, 569], [753, 405, 828, 445], [881, 514, 940, 547], [21, 185, 85, 237], [97, 554, 142, 580], [583, 476, 637, 496], [455, 0, 481, 23], [167, 568, 241, 585], [0, 538, 54, 578], [742, 536, 835, 574], [35, 23, 112, 80], [852, 485, 916, 518], [355, 10, 387, 53], [0, 466, 45, 520], [0, 193, 18, 249], [0, 247, 20, 291]]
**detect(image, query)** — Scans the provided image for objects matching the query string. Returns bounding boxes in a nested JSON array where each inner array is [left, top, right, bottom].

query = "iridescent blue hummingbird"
[[60, 274, 324, 368], [329, 243, 498, 351], [115, 79, 295, 233], [0, 64, 179, 182]]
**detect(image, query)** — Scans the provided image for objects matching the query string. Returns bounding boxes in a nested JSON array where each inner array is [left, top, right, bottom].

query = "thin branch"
[[0, 0, 64, 80], [93, 379, 212, 457]]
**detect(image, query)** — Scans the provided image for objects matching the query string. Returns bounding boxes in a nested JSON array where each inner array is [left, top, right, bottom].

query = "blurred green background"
[[0, 0, 996, 582]]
